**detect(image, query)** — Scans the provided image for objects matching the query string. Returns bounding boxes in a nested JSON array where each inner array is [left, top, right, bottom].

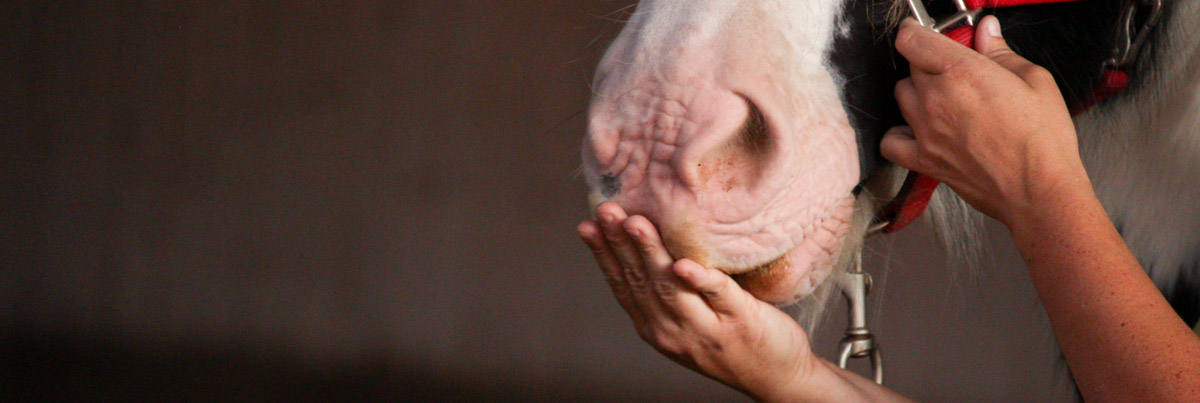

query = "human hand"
[[577, 202, 817, 402], [881, 16, 1095, 225]]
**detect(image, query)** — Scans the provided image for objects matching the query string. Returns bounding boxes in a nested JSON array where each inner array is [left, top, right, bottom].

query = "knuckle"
[[697, 337, 725, 353], [636, 239, 659, 256], [1023, 65, 1054, 83], [738, 324, 769, 346], [651, 332, 683, 354], [914, 140, 936, 161], [604, 274, 629, 293], [623, 264, 648, 286], [603, 230, 626, 245], [701, 279, 728, 300], [641, 326, 665, 344], [942, 60, 976, 83], [921, 96, 946, 118], [895, 27, 917, 51], [987, 49, 1014, 63], [653, 280, 677, 297]]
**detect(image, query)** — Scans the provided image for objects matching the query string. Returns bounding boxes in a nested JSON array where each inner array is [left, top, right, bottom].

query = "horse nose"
[[584, 92, 776, 203]]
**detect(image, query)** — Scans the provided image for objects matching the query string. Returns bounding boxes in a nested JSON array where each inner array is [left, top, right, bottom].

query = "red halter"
[[875, 0, 1148, 234]]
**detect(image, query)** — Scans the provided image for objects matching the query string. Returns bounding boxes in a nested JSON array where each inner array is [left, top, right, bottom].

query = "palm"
[[578, 202, 817, 401]]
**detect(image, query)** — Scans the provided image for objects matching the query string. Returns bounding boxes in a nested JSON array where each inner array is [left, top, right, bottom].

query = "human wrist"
[[752, 358, 862, 403], [996, 150, 1094, 229], [747, 354, 822, 402], [1000, 170, 1100, 241]]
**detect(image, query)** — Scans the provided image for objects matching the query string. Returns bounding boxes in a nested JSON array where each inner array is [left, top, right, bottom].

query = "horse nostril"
[[692, 97, 775, 190], [737, 99, 771, 157]]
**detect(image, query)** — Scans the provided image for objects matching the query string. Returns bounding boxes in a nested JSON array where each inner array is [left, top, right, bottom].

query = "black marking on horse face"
[[600, 173, 620, 198], [829, 0, 1133, 184], [828, 1, 907, 184]]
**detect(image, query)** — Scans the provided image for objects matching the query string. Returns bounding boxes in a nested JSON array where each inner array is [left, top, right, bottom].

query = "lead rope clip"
[[836, 250, 883, 384]]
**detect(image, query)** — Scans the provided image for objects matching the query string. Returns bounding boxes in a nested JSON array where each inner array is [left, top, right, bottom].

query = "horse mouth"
[[713, 195, 855, 305], [725, 251, 801, 304], [726, 254, 786, 279]]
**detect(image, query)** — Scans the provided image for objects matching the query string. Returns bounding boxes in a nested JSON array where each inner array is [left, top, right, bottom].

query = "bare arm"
[[1007, 176, 1200, 401], [883, 16, 1200, 401]]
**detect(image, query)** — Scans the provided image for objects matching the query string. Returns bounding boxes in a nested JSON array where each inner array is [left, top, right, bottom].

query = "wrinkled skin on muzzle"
[[582, 1, 865, 304]]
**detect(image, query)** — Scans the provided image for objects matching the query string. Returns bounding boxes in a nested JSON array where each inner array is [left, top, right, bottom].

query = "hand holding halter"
[[836, 0, 987, 384], [847, 0, 1157, 388]]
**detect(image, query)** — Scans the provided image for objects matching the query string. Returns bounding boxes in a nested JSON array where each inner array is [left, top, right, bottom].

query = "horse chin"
[[722, 195, 855, 306]]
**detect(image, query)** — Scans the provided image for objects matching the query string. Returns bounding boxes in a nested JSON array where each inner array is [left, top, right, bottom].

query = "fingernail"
[[986, 17, 1002, 38], [627, 227, 642, 239], [598, 213, 614, 226]]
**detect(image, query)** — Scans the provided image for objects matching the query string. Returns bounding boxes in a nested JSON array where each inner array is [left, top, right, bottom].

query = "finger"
[[595, 202, 672, 320], [578, 220, 644, 324], [894, 78, 921, 124], [879, 125, 923, 173], [594, 202, 647, 288], [672, 259, 752, 317], [974, 16, 1054, 90], [623, 216, 716, 323], [895, 17, 976, 75]]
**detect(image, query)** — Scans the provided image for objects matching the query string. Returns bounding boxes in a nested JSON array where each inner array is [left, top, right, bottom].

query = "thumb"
[[974, 16, 1039, 77], [880, 125, 923, 172]]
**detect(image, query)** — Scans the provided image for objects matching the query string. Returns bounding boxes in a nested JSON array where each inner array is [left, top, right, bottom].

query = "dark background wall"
[[4, 1, 1072, 401]]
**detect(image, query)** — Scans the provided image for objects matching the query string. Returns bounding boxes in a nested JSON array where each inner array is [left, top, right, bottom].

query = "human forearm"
[[1006, 181, 1200, 401], [801, 359, 915, 403], [751, 358, 912, 403]]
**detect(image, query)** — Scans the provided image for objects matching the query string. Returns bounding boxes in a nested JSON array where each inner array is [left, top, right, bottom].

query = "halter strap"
[[966, 0, 1081, 7]]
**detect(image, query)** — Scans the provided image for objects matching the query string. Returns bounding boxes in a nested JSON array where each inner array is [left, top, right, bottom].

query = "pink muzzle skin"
[[584, 80, 862, 304]]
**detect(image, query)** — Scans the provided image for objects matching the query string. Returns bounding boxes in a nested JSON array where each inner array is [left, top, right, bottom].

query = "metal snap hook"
[[835, 251, 884, 384]]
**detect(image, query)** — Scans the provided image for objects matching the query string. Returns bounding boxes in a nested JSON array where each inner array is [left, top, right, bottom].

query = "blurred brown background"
[[4, 1, 1073, 401]]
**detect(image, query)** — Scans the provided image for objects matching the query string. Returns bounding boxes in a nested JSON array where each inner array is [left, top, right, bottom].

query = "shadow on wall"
[[4, 331, 601, 401], [3, 1, 752, 401]]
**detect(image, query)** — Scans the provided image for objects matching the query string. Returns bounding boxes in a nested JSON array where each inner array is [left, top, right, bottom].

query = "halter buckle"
[[905, 0, 981, 33]]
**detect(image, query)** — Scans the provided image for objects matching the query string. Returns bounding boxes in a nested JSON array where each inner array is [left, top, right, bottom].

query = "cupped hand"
[[577, 202, 817, 402], [882, 16, 1095, 225]]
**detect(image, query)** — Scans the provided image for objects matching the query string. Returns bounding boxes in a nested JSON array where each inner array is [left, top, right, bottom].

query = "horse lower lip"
[[728, 253, 787, 278]]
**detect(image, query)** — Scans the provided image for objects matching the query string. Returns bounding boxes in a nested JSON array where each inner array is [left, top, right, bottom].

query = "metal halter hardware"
[[836, 252, 883, 384], [1106, 0, 1162, 70], [906, 0, 981, 32]]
